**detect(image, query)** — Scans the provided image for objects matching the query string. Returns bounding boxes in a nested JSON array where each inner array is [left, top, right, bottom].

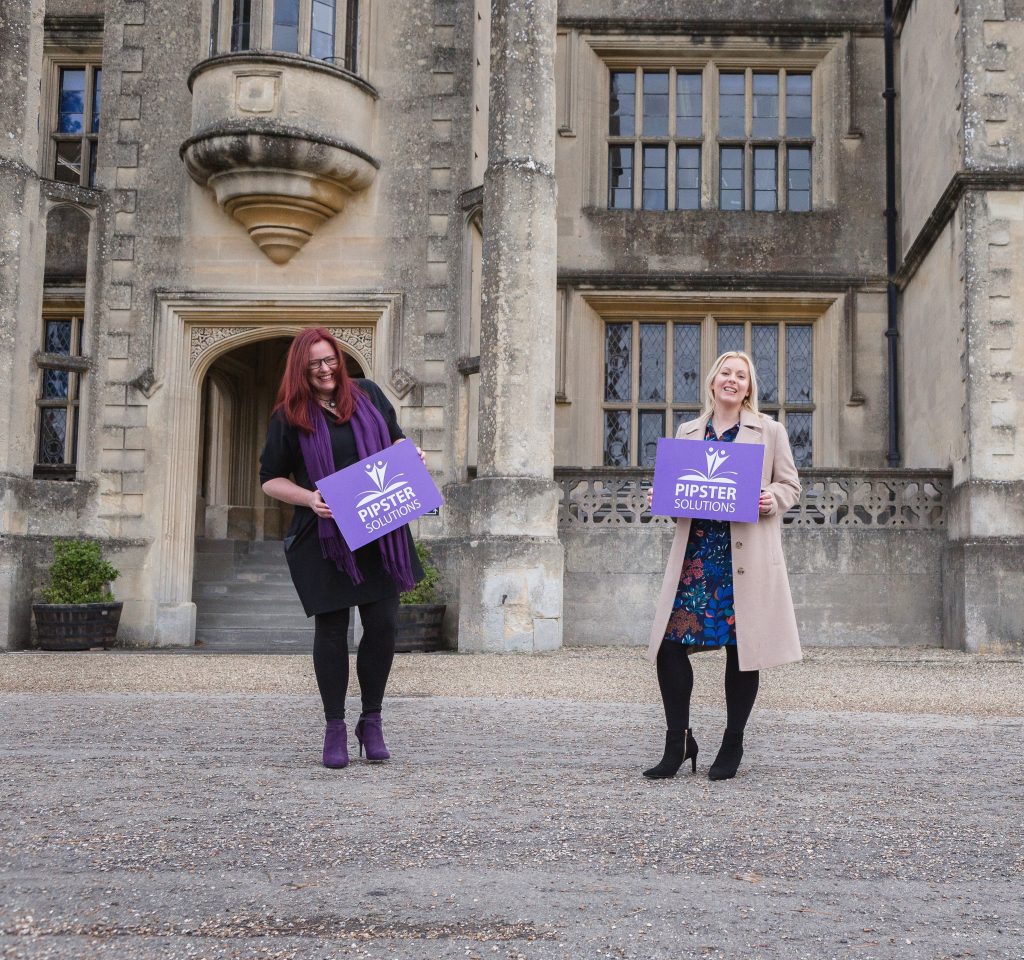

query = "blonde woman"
[[643, 351, 802, 781]]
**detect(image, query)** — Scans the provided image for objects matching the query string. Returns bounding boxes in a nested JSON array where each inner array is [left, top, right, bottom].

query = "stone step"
[[195, 596, 308, 616], [192, 582, 298, 598], [194, 628, 355, 653]]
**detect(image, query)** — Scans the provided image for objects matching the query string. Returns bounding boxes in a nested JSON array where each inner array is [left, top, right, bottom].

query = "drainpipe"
[[883, 0, 901, 465]]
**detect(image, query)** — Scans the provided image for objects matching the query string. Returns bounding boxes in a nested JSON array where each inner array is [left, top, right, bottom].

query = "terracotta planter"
[[395, 603, 446, 653], [32, 602, 123, 651]]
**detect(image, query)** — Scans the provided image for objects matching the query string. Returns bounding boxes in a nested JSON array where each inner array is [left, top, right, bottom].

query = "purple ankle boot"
[[322, 719, 349, 768], [354, 712, 390, 761]]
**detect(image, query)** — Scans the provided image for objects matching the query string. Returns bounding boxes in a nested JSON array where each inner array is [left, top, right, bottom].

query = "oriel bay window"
[[208, 0, 361, 70], [603, 318, 815, 468], [607, 64, 813, 212]]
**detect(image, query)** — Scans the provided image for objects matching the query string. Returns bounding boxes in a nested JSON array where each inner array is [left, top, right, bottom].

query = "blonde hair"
[[702, 350, 761, 417]]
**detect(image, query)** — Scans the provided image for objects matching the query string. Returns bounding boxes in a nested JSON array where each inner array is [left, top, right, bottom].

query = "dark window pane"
[[609, 71, 636, 136], [673, 409, 700, 433], [751, 325, 779, 404], [91, 69, 102, 133], [273, 0, 299, 50], [719, 73, 745, 139], [673, 323, 701, 403], [604, 323, 632, 402], [38, 408, 68, 465], [642, 71, 669, 137], [345, 0, 360, 71], [786, 73, 812, 138], [58, 69, 85, 134], [786, 412, 813, 467], [787, 147, 811, 211], [786, 325, 813, 403], [311, 0, 336, 59], [752, 72, 779, 138], [54, 140, 82, 184], [87, 138, 98, 187], [639, 323, 666, 402], [717, 323, 745, 356], [43, 369, 70, 399], [232, 0, 252, 50], [642, 145, 667, 210], [676, 146, 700, 210], [639, 410, 665, 467], [719, 146, 743, 210], [676, 73, 702, 138], [210, 0, 220, 54], [753, 147, 777, 211], [608, 145, 633, 209], [604, 410, 631, 467], [45, 320, 73, 354]]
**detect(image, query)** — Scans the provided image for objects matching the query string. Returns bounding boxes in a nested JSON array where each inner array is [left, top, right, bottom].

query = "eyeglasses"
[[308, 356, 340, 371]]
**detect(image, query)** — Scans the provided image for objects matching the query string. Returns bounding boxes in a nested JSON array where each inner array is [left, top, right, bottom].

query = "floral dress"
[[663, 421, 740, 649]]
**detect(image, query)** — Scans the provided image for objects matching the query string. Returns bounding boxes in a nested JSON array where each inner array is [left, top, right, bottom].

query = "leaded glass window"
[[602, 320, 704, 467], [272, 0, 300, 52], [603, 318, 814, 467], [607, 65, 813, 212], [35, 311, 85, 480], [753, 147, 777, 212], [642, 145, 667, 211], [52, 65, 101, 187]]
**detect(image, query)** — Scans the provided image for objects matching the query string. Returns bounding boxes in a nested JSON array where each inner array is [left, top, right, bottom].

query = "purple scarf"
[[297, 388, 417, 593]]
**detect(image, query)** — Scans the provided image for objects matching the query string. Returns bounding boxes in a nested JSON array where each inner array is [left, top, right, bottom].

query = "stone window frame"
[[583, 36, 837, 213], [34, 301, 88, 480], [206, 0, 365, 72], [566, 292, 842, 470], [40, 46, 104, 189]]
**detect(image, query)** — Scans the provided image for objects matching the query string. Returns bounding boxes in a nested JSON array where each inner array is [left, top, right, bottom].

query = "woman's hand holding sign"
[[758, 489, 774, 516], [310, 489, 333, 519]]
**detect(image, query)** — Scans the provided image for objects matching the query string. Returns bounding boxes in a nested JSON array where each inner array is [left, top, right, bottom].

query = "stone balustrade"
[[555, 468, 950, 529]]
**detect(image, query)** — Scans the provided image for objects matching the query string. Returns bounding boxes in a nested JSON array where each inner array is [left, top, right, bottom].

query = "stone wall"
[[562, 524, 945, 648]]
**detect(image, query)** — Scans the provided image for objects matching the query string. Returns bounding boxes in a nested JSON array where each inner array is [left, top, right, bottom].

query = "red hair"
[[273, 327, 361, 432]]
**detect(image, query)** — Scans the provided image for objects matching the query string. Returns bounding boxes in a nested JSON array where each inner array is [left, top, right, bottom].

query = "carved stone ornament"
[[390, 367, 417, 398], [328, 326, 373, 369], [190, 327, 249, 366]]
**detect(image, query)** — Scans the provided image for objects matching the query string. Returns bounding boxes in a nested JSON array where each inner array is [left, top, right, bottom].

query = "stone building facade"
[[1, 0, 1021, 652]]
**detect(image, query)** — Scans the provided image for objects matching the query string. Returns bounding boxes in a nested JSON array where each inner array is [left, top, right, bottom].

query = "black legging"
[[656, 641, 759, 734], [313, 593, 398, 721]]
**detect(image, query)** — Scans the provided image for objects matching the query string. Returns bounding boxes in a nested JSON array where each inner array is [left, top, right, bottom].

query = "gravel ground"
[[1, 647, 1022, 960]]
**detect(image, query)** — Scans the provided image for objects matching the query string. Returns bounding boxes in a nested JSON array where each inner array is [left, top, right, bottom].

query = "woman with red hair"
[[260, 328, 424, 769]]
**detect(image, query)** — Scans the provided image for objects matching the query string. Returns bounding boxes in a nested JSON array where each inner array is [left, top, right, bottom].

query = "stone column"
[[455, 0, 564, 652], [0, 0, 44, 648]]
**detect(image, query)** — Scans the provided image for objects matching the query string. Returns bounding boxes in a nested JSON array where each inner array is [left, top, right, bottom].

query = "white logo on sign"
[[357, 459, 408, 507], [677, 446, 739, 485]]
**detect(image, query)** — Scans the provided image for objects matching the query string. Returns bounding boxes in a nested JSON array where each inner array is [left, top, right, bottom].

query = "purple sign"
[[651, 437, 765, 523], [315, 441, 444, 550]]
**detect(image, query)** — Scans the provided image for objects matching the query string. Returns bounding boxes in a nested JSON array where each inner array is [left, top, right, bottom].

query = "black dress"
[[258, 379, 424, 617]]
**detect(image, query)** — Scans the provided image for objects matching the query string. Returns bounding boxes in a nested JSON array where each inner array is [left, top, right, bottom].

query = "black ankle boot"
[[643, 729, 698, 779], [708, 729, 744, 781]]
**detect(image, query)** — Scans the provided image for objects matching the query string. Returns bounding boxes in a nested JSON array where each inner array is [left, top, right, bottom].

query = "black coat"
[[259, 380, 424, 616]]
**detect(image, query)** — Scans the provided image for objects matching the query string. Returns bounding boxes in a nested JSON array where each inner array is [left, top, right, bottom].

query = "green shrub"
[[400, 541, 441, 605], [41, 539, 120, 604]]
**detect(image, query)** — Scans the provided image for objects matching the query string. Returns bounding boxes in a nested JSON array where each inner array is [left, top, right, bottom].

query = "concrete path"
[[1, 647, 1022, 959]]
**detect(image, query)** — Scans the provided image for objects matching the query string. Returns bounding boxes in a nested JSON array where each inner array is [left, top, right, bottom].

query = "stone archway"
[[149, 294, 401, 646]]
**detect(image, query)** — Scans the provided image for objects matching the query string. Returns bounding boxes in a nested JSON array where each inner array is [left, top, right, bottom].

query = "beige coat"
[[646, 408, 802, 672]]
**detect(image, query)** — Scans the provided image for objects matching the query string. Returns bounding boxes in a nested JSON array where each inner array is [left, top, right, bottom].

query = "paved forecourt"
[[1, 647, 1022, 960]]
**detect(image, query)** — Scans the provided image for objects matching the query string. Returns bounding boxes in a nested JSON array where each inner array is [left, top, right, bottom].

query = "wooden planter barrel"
[[32, 602, 123, 651], [395, 603, 446, 653]]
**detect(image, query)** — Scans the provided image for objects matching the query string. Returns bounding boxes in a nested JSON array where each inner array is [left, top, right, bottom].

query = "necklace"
[[319, 396, 336, 410]]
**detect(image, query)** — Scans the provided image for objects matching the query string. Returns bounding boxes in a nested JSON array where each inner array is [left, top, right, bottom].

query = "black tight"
[[313, 593, 398, 721], [656, 642, 760, 733]]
